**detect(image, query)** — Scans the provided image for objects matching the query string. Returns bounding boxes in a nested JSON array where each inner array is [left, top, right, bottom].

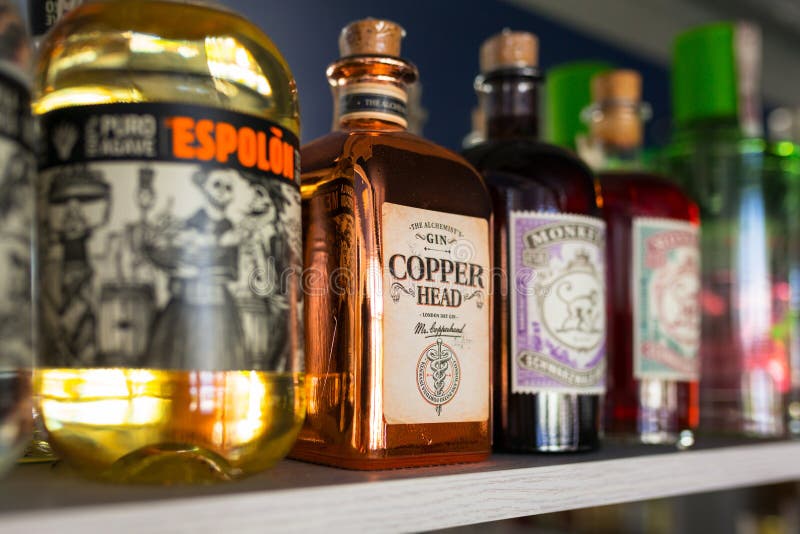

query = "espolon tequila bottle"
[[663, 22, 786, 437], [294, 18, 492, 469], [0, 0, 34, 476], [33, 0, 305, 483], [580, 70, 700, 446], [464, 30, 605, 452]]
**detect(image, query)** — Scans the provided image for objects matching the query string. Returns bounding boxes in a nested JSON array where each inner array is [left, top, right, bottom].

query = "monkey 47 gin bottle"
[[464, 30, 606, 452], [294, 19, 492, 469], [33, 0, 305, 483]]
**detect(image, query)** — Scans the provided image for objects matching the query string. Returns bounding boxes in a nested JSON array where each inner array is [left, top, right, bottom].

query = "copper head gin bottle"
[[294, 18, 492, 469], [0, 0, 35, 476], [580, 70, 700, 446], [464, 30, 605, 452], [33, 0, 305, 483]]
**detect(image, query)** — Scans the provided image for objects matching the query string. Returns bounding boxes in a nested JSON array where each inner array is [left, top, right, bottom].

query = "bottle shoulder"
[[599, 170, 698, 222], [464, 138, 599, 216], [34, 0, 299, 133], [301, 130, 491, 220]]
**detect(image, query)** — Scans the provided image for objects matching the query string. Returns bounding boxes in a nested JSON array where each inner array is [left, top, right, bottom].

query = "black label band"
[[340, 93, 407, 122], [29, 0, 84, 38], [40, 102, 300, 186]]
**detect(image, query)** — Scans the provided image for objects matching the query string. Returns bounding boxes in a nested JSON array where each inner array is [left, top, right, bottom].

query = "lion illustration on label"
[[537, 249, 604, 365]]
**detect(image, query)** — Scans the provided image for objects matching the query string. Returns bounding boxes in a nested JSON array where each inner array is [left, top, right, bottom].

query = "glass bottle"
[[662, 21, 786, 437], [765, 108, 800, 437], [294, 18, 492, 469], [464, 30, 605, 452], [580, 70, 700, 446], [33, 0, 305, 483], [0, 0, 35, 476]]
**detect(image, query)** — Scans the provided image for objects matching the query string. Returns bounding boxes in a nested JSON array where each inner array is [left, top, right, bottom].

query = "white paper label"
[[381, 202, 490, 424]]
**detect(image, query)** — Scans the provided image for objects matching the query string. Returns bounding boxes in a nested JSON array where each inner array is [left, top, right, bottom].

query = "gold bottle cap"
[[480, 29, 538, 73], [590, 69, 643, 149], [339, 18, 405, 58], [591, 69, 641, 103]]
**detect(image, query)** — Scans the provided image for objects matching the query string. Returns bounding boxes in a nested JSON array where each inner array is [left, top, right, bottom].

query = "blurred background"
[[212, 0, 800, 150]]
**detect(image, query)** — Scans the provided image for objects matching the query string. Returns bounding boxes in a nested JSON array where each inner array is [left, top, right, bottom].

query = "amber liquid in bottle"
[[464, 35, 605, 452], [292, 20, 492, 469], [33, 0, 305, 483]]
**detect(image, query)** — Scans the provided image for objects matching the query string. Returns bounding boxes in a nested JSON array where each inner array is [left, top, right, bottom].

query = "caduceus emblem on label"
[[416, 338, 461, 415]]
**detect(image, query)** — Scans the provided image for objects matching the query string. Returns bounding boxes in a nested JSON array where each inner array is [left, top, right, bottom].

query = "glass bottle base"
[[36, 368, 306, 484]]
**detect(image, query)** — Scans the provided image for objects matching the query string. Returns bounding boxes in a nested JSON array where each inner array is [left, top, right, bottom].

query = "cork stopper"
[[339, 18, 405, 58], [589, 69, 643, 149], [591, 69, 641, 103], [480, 29, 538, 73]]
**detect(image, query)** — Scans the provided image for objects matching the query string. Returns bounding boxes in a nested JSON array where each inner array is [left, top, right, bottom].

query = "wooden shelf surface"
[[0, 440, 798, 533]]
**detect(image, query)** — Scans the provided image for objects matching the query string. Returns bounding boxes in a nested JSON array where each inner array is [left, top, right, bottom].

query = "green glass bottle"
[[662, 21, 786, 437], [545, 61, 612, 151]]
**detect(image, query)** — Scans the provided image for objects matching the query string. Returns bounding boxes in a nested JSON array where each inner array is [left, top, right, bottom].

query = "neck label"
[[339, 83, 408, 127]]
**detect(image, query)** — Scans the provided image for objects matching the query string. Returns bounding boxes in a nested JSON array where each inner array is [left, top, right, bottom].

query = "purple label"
[[509, 211, 606, 394]]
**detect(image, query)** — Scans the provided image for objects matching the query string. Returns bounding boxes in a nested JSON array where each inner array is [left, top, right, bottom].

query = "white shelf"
[[1, 441, 798, 533]]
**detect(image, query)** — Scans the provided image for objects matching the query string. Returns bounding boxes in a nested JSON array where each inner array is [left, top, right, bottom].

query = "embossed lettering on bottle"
[[510, 211, 606, 394], [632, 217, 700, 380], [382, 203, 490, 424]]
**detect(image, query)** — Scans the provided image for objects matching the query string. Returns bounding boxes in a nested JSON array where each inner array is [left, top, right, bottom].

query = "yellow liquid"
[[33, 1, 303, 483], [37, 369, 305, 483]]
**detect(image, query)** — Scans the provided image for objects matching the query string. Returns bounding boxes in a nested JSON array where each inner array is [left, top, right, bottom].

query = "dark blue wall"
[[226, 0, 672, 150]]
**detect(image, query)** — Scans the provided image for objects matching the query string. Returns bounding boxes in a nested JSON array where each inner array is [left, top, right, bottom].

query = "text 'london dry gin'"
[[33, 0, 305, 483], [0, 0, 34, 476], [294, 18, 492, 469], [464, 30, 606, 452], [579, 70, 700, 446]]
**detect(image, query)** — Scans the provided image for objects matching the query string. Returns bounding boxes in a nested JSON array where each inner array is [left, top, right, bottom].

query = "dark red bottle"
[[579, 70, 700, 445], [464, 30, 605, 452]]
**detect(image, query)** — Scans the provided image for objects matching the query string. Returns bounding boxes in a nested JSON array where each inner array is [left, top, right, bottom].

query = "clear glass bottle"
[[294, 18, 492, 469], [0, 0, 35, 475], [663, 22, 786, 437], [464, 30, 605, 452], [765, 108, 800, 437], [580, 70, 700, 446], [33, 0, 305, 483]]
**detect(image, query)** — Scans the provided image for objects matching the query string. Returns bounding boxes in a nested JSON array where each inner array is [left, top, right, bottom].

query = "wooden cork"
[[339, 18, 405, 58], [590, 69, 643, 149], [480, 29, 538, 73], [591, 69, 641, 103]]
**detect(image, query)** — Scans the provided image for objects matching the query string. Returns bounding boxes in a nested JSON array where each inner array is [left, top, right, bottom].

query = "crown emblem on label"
[[564, 249, 597, 275], [53, 123, 79, 161]]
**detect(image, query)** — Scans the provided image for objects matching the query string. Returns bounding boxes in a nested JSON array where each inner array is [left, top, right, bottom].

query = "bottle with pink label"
[[464, 30, 606, 452], [579, 70, 700, 446]]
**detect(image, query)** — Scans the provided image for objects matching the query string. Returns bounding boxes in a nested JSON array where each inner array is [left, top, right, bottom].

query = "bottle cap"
[[591, 69, 641, 103], [479, 29, 538, 73], [672, 21, 748, 126], [589, 69, 644, 149], [545, 61, 612, 149], [339, 18, 405, 58]]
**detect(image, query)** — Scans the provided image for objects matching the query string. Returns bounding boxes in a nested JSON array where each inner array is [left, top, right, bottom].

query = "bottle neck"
[[477, 69, 541, 140], [327, 56, 417, 133], [580, 101, 647, 171]]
